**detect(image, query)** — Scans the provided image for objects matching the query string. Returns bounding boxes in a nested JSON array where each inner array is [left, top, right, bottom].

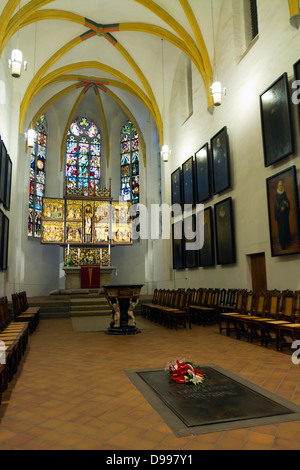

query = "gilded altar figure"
[[84, 204, 93, 243], [109, 298, 120, 328]]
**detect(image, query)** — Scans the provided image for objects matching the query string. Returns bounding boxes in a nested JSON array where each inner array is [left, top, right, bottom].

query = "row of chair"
[[142, 287, 300, 351], [141, 289, 191, 329], [11, 291, 40, 334], [216, 289, 300, 351], [0, 297, 29, 406]]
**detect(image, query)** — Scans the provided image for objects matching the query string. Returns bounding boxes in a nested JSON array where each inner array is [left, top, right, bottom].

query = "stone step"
[[70, 304, 110, 312], [70, 309, 112, 318]]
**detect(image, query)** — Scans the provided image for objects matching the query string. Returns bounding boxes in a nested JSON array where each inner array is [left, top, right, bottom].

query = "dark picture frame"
[[195, 143, 211, 203], [1, 214, 9, 271], [294, 59, 300, 129], [171, 167, 182, 207], [214, 197, 236, 265], [172, 221, 184, 270], [182, 156, 195, 206], [0, 139, 7, 205], [0, 209, 3, 270], [199, 207, 215, 267], [183, 214, 198, 269], [4, 153, 12, 211], [211, 126, 230, 195], [266, 165, 300, 257], [260, 72, 294, 167]]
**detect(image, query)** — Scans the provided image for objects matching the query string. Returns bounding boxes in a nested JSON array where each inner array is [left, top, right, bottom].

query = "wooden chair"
[[217, 290, 247, 336], [260, 290, 291, 349], [274, 291, 300, 351], [11, 292, 39, 334], [192, 289, 221, 326], [188, 288, 208, 323], [229, 291, 257, 340], [246, 291, 269, 344]]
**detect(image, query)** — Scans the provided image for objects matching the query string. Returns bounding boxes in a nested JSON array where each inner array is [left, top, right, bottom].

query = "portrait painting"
[[195, 143, 211, 203], [4, 154, 12, 211], [0, 139, 7, 205], [1, 214, 9, 271], [266, 166, 300, 257], [199, 207, 215, 267], [182, 156, 195, 206], [0, 210, 3, 269], [294, 59, 300, 129], [172, 221, 184, 270], [260, 73, 294, 167], [211, 127, 230, 195], [171, 168, 182, 207], [214, 197, 236, 265], [183, 214, 198, 269]]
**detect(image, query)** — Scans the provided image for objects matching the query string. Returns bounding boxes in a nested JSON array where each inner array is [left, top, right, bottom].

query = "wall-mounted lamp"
[[8, 49, 27, 78], [210, 81, 226, 106], [161, 144, 171, 162], [27, 128, 36, 148]]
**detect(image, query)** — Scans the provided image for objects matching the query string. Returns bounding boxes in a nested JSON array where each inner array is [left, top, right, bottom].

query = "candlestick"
[[67, 244, 70, 255]]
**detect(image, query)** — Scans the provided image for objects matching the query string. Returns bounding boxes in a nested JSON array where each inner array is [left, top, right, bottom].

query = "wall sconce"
[[27, 128, 36, 148], [210, 81, 226, 106], [8, 49, 27, 78], [161, 144, 171, 162]]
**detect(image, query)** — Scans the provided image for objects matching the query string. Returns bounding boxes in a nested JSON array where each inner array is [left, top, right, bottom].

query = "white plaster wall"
[[164, 0, 300, 292]]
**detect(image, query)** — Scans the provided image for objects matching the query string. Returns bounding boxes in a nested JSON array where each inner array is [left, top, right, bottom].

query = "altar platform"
[[62, 266, 117, 289]]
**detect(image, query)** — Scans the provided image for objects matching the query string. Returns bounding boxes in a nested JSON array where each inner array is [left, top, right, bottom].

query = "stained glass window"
[[120, 121, 139, 204], [65, 117, 101, 196], [28, 114, 47, 238]]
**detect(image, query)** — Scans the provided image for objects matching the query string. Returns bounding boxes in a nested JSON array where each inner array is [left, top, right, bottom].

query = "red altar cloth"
[[81, 266, 100, 289]]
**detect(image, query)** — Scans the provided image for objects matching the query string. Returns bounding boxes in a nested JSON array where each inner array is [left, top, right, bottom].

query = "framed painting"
[[0, 209, 3, 269], [111, 222, 132, 245], [211, 126, 230, 195], [66, 221, 82, 244], [199, 207, 215, 267], [182, 156, 195, 206], [0, 139, 7, 204], [171, 167, 182, 207], [66, 199, 82, 221], [172, 221, 184, 270], [260, 72, 294, 167], [214, 197, 236, 265], [183, 214, 198, 269], [4, 153, 12, 211], [195, 143, 211, 203], [1, 214, 9, 271], [294, 59, 300, 129], [266, 166, 300, 257]]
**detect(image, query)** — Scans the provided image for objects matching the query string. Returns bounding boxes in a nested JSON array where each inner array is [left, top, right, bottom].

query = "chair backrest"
[[266, 290, 281, 319], [212, 289, 220, 307], [280, 290, 296, 321], [152, 288, 158, 304], [227, 289, 237, 306], [157, 289, 164, 305], [194, 288, 203, 305], [200, 289, 208, 305], [218, 288, 227, 306], [244, 291, 254, 314], [206, 289, 213, 306], [235, 290, 246, 312], [254, 292, 267, 317], [11, 293, 22, 317], [294, 290, 300, 322]]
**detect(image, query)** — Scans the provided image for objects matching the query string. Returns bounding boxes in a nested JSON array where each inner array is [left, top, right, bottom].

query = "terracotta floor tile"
[[1, 318, 300, 450]]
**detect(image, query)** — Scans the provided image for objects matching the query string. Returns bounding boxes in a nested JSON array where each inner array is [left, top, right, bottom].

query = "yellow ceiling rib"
[[20, 61, 155, 134], [133, 0, 206, 75], [0, 0, 22, 48], [288, 0, 299, 16], [178, 0, 212, 79], [94, 88, 110, 167], [0, 0, 55, 51], [115, 41, 162, 144]]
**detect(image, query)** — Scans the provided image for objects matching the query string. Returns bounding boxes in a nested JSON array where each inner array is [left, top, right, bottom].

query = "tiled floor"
[[0, 317, 300, 450]]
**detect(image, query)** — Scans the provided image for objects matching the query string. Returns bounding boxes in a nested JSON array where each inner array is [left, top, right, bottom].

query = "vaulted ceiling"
[[0, 0, 296, 167]]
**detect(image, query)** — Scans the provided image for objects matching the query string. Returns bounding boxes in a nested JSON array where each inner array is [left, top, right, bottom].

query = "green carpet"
[[71, 316, 152, 332]]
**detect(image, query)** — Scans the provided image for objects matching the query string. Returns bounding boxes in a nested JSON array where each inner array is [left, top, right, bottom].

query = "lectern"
[[103, 285, 143, 335]]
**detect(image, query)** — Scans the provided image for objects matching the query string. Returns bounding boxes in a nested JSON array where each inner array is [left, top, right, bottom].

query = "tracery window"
[[28, 114, 47, 238], [65, 116, 101, 196], [120, 120, 139, 204]]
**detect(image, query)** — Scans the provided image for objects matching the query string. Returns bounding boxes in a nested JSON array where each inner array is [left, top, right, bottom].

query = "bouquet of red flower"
[[167, 359, 205, 385]]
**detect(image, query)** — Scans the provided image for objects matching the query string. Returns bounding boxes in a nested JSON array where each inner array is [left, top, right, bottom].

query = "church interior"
[[0, 0, 300, 451]]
